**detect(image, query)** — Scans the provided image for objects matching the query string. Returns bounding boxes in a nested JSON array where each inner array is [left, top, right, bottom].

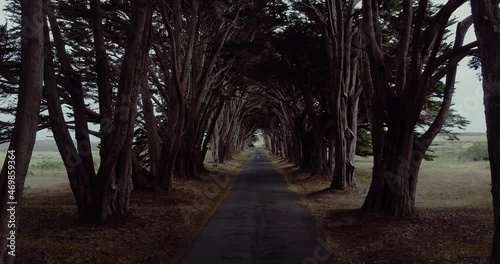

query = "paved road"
[[179, 149, 333, 264]]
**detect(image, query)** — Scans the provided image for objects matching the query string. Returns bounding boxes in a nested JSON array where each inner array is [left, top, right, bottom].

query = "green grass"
[[1, 151, 100, 173], [427, 132, 487, 161]]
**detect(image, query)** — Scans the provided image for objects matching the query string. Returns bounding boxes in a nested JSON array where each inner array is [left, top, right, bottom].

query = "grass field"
[[0, 151, 100, 191], [0, 140, 100, 191], [273, 133, 493, 263]]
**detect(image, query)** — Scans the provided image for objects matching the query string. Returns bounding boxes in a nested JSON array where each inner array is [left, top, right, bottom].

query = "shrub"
[[356, 128, 373, 157], [460, 142, 489, 161], [32, 160, 65, 170]]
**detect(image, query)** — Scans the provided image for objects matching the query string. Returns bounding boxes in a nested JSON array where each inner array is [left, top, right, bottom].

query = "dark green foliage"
[[418, 81, 471, 141], [356, 128, 372, 157], [424, 149, 437, 161]]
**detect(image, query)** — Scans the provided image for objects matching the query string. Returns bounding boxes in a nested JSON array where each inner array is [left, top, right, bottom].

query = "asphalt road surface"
[[179, 149, 333, 264]]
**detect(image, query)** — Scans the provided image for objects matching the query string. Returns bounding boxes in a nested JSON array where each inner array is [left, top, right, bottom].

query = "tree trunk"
[[158, 144, 176, 191], [211, 129, 221, 163], [362, 128, 422, 217], [200, 99, 225, 170], [331, 117, 355, 189], [331, 94, 359, 190], [45, 0, 105, 222], [0, 1, 44, 262], [310, 130, 325, 175], [131, 152, 148, 191], [470, 2, 500, 262], [300, 130, 314, 171], [141, 76, 160, 182], [90, 0, 113, 156], [96, 0, 151, 222], [46, 2, 97, 182], [360, 0, 471, 218], [42, 16, 99, 222], [323, 0, 360, 189]]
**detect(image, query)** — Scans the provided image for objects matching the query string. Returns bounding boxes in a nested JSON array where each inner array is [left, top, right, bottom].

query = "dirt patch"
[[15, 150, 253, 264]]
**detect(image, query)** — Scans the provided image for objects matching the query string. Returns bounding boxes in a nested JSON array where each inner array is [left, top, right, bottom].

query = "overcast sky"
[[0, 0, 486, 136]]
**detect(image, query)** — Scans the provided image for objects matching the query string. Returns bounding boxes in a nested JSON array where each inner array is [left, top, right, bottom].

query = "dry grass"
[[14, 150, 253, 264], [271, 133, 494, 263]]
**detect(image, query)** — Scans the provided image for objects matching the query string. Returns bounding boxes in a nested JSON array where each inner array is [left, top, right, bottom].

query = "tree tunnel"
[[1, 4, 495, 262]]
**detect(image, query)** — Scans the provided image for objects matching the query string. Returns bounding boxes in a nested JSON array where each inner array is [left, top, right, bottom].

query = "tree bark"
[[200, 98, 225, 170], [470, 2, 500, 262], [46, 2, 97, 183], [131, 151, 148, 191], [141, 74, 160, 184], [360, 0, 471, 217], [98, 0, 151, 221], [318, 0, 360, 189], [42, 16, 98, 221], [362, 129, 420, 217], [300, 130, 314, 171], [0, 1, 44, 262], [90, 0, 113, 156]]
